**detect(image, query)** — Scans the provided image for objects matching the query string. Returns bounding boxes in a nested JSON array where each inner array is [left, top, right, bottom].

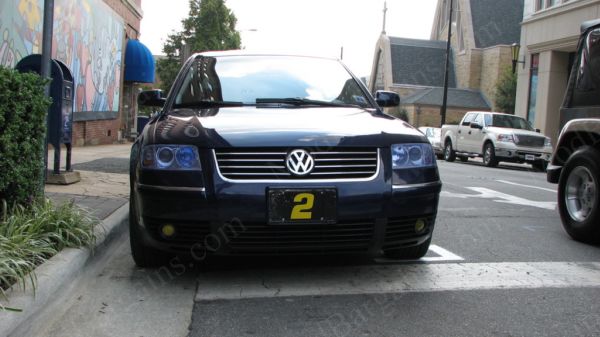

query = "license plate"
[[525, 154, 535, 161], [268, 189, 337, 224]]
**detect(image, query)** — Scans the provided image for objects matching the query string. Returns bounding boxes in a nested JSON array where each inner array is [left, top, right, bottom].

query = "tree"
[[156, 0, 241, 92], [494, 67, 517, 114]]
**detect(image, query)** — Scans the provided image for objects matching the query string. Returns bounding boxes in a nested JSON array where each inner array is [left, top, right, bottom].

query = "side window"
[[474, 113, 484, 126], [484, 114, 492, 126], [461, 113, 476, 126], [572, 28, 600, 107]]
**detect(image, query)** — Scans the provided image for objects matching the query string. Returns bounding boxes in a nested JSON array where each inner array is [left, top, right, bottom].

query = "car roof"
[[193, 50, 338, 61]]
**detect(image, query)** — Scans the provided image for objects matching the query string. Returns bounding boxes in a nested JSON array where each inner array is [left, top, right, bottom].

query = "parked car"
[[547, 19, 600, 244], [130, 52, 442, 267], [418, 126, 443, 157], [441, 111, 553, 171]]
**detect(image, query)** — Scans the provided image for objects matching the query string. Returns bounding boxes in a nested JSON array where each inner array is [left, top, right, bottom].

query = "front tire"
[[483, 143, 499, 167], [383, 237, 432, 259], [557, 146, 600, 244], [444, 141, 456, 162]]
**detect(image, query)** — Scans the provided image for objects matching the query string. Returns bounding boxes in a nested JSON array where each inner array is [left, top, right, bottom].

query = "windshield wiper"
[[174, 100, 249, 108], [256, 97, 360, 108]]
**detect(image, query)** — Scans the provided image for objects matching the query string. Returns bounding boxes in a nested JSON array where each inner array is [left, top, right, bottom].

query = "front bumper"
[[546, 164, 562, 184], [495, 145, 552, 163], [133, 153, 441, 257]]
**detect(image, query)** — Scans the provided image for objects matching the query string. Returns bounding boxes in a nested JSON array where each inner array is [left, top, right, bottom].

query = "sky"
[[140, 0, 438, 78]]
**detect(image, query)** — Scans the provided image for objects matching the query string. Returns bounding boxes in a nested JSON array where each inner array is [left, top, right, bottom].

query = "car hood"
[[487, 127, 548, 138], [144, 107, 426, 147]]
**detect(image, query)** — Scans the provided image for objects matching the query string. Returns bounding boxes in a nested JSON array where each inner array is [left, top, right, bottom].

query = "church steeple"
[[382, 1, 388, 35]]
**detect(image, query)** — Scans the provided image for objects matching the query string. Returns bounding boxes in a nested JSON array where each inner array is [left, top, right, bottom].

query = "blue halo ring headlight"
[[391, 143, 435, 169], [142, 145, 201, 170], [176, 146, 199, 168], [156, 146, 175, 168]]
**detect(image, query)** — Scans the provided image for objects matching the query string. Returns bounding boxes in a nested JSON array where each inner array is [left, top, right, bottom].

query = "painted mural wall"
[[0, 0, 124, 113]]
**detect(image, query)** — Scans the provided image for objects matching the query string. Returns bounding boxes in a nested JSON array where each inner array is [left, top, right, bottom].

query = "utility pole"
[[440, 0, 453, 127], [40, 0, 55, 193]]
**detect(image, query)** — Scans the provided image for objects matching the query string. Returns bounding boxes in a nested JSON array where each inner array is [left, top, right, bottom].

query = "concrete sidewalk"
[[0, 143, 134, 336], [45, 143, 131, 220]]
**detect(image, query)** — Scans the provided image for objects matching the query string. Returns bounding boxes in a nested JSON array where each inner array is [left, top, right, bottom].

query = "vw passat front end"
[[130, 53, 442, 267]]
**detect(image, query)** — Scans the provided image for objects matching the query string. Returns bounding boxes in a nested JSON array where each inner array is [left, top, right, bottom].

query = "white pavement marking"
[[376, 245, 464, 263], [496, 179, 557, 193], [441, 187, 557, 210], [195, 262, 600, 301]]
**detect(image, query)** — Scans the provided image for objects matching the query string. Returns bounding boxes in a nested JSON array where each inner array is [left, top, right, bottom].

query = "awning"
[[124, 39, 155, 83]]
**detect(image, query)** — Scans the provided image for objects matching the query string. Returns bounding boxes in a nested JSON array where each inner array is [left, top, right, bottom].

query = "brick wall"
[[72, 120, 122, 146], [103, 0, 142, 38], [401, 104, 480, 128], [70, 0, 142, 146], [479, 45, 512, 111]]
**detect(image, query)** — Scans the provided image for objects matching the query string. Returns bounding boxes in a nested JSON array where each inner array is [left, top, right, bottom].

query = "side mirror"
[[375, 90, 400, 107], [138, 90, 166, 108], [470, 122, 483, 130], [536, 128, 541, 133]]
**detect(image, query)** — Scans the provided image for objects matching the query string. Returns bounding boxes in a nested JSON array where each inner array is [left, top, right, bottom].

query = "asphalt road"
[[36, 158, 600, 337]]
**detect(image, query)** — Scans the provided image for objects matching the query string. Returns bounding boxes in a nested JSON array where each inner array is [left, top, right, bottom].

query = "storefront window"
[[527, 54, 539, 126]]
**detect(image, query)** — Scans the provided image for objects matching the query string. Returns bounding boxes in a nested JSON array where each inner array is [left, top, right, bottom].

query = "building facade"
[[514, 0, 600, 143], [0, 0, 153, 146], [431, 0, 524, 111]]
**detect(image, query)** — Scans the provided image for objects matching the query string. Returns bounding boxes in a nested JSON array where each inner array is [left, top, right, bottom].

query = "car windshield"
[[489, 115, 534, 131], [173, 55, 371, 109]]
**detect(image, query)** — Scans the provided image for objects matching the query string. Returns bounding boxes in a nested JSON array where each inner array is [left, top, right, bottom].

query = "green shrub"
[[0, 199, 97, 307], [0, 66, 51, 207]]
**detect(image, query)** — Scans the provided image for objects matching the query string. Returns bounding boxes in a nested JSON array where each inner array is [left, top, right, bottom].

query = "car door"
[[464, 113, 485, 153], [457, 112, 476, 152]]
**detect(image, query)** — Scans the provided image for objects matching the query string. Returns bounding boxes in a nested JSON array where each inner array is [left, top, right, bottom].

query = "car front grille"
[[514, 134, 545, 147], [383, 215, 435, 249], [227, 220, 375, 254], [214, 148, 378, 180]]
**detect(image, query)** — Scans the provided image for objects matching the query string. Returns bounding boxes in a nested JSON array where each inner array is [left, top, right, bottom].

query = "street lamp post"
[[511, 43, 525, 74]]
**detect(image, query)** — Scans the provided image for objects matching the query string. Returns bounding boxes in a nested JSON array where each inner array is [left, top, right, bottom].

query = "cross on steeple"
[[382, 1, 388, 34]]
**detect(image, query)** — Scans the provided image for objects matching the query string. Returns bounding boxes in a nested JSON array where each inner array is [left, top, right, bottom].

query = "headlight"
[[497, 134, 514, 143], [544, 137, 552, 147], [391, 143, 435, 169], [141, 145, 201, 170]]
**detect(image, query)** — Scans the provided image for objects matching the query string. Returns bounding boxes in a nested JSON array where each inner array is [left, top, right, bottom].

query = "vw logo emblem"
[[286, 149, 314, 176]]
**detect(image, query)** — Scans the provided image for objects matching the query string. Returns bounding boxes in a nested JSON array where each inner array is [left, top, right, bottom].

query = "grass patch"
[[0, 198, 97, 310]]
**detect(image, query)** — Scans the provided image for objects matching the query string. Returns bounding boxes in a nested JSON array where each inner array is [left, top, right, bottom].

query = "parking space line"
[[195, 262, 600, 302], [376, 245, 464, 264], [496, 179, 557, 193]]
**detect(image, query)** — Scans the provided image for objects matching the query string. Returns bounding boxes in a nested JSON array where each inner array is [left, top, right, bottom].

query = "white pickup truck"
[[441, 111, 553, 171]]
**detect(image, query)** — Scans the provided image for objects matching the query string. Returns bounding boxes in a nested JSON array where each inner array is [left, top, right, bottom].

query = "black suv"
[[130, 53, 442, 267], [547, 19, 600, 244]]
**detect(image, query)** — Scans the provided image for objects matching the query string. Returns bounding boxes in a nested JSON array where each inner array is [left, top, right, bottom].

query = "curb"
[[0, 202, 129, 337]]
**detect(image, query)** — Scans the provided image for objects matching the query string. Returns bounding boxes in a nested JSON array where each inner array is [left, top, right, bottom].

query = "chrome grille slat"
[[215, 148, 378, 181], [514, 134, 545, 147]]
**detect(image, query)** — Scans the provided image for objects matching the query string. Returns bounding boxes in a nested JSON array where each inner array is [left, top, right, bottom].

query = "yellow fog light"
[[415, 219, 426, 233], [161, 224, 176, 238]]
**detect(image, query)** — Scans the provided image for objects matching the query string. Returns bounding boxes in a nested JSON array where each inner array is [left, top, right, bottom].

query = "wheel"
[[130, 193, 172, 268], [557, 146, 600, 244], [383, 237, 432, 259], [459, 156, 469, 162], [444, 141, 456, 162], [532, 161, 548, 172], [483, 143, 499, 167]]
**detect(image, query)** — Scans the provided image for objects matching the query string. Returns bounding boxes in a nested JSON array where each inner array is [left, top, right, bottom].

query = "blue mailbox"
[[16, 54, 74, 174]]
